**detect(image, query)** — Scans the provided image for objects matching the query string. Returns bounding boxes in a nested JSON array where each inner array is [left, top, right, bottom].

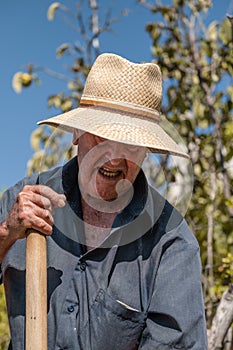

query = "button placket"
[[79, 261, 87, 271], [67, 304, 75, 313]]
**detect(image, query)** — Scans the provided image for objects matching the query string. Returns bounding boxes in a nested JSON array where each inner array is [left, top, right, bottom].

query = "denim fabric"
[[0, 158, 207, 349]]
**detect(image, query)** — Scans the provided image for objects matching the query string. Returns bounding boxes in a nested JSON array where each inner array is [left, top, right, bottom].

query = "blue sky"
[[1, 0, 232, 190]]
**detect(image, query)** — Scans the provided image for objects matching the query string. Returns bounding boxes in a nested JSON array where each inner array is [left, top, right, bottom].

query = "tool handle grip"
[[26, 230, 47, 350]]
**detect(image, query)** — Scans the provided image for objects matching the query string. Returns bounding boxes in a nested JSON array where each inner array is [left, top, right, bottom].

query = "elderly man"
[[0, 53, 207, 349]]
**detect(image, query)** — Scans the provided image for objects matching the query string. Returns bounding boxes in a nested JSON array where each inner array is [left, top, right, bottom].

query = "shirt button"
[[67, 305, 75, 313], [80, 261, 87, 271]]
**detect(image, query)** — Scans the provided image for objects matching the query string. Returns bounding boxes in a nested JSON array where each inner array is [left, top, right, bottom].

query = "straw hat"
[[37, 53, 189, 158]]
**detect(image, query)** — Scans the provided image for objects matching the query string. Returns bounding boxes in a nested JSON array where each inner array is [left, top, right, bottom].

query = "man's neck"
[[81, 197, 119, 250], [81, 197, 118, 228]]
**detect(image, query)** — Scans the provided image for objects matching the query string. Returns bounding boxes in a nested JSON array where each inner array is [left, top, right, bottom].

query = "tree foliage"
[[142, 0, 233, 331], [1, 0, 233, 348], [0, 285, 10, 350]]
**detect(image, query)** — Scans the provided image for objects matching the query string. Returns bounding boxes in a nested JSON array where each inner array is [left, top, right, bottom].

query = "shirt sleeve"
[[0, 174, 38, 224], [0, 174, 38, 284], [139, 233, 208, 349]]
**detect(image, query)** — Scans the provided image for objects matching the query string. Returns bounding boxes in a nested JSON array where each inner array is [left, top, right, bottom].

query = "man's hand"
[[0, 185, 66, 261], [6, 185, 66, 238]]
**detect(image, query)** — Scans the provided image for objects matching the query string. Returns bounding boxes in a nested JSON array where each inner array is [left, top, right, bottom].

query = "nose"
[[105, 141, 127, 164]]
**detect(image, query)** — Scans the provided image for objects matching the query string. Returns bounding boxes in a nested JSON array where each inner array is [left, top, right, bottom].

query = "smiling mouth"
[[98, 167, 122, 178]]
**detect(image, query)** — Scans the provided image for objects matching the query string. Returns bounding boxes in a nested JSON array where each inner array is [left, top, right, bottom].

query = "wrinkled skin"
[[74, 131, 146, 204], [0, 131, 146, 259]]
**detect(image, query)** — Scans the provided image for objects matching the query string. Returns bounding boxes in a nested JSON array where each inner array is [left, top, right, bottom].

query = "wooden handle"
[[26, 231, 47, 350]]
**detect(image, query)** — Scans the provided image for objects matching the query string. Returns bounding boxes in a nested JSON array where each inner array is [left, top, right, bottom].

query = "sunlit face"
[[73, 131, 146, 204]]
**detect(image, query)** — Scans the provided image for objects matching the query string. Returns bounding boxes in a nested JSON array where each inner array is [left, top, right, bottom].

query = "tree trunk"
[[208, 285, 233, 350]]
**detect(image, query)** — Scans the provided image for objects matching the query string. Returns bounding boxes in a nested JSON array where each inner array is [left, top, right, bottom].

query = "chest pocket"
[[78, 289, 147, 350]]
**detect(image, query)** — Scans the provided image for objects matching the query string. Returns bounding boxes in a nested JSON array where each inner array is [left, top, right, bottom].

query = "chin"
[[97, 192, 117, 202]]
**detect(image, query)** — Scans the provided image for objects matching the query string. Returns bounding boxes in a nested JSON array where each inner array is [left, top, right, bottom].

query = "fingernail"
[[58, 198, 66, 207]]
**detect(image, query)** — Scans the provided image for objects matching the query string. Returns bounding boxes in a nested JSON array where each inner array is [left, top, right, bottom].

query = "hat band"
[[80, 97, 160, 121]]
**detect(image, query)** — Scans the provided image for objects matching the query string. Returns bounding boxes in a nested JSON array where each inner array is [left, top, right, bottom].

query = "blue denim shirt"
[[0, 157, 207, 349]]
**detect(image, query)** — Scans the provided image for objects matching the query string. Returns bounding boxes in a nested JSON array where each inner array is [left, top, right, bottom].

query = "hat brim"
[[37, 106, 189, 159]]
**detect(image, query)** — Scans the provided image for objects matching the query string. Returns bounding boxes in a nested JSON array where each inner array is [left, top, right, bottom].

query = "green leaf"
[[207, 21, 218, 41], [30, 127, 44, 151], [60, 99, 73, 112], [12, 72, 23, 93], [219, 18, 232, 45], [68, 80, 79, 91], [47, 2, 60, 21], [146, 23, 161, 41], [193, 101, 206, 118], [21, 73, 32, 87], [227, 86, 233, 101], [56, 43, 70, 58], [47, 95, 62, 108], [225, 199, 233, 209]]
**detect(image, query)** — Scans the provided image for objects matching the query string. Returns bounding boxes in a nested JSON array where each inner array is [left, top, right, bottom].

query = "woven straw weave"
[[82, 54, 162, 114]]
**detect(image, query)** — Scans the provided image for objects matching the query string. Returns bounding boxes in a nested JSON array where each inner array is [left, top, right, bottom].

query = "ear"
[[72, 129, 79, 145]]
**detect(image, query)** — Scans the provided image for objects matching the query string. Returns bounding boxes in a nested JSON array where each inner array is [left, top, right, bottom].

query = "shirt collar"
[[60, 157, 173, 250], [113, 169, 148, 227], [62, 157, 82, 218]]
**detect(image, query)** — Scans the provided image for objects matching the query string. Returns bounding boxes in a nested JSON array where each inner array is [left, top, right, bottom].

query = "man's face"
[[74, 131, 146, 204]]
